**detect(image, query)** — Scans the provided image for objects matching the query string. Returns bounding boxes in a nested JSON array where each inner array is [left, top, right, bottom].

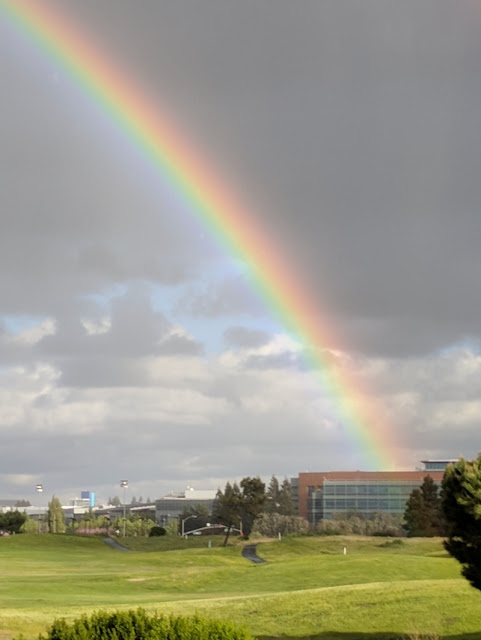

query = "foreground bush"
[[34, 608, 253, 640]]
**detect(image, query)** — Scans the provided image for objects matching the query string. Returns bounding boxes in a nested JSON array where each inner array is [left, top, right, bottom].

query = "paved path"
[[103, 537, 131, 551], [242, 544, 265, 564]]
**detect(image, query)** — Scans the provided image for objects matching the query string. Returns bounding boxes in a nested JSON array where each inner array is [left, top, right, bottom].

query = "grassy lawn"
[[1, 534, 480, 640]]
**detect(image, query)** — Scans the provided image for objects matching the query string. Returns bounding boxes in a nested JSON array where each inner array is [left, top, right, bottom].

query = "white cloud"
[[81, 316, 112, 336], [8, 318, 56, 345]]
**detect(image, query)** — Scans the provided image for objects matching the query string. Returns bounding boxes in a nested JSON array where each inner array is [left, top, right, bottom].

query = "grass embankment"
[[1, 534, 480, 640]]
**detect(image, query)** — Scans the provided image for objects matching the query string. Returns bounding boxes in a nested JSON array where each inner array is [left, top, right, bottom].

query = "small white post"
[[343, 546, 347, 555]]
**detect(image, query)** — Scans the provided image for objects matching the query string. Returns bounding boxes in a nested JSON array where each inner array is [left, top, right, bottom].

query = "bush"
[[149, 526, 166, 537], [34, 608, 253, 640]]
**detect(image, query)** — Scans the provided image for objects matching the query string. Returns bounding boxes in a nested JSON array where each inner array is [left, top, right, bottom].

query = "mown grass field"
[[1, 534, 481, 640]]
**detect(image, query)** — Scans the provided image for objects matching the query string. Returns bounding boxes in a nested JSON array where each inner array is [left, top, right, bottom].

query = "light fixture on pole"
[[36, 484, 43, 533], [120, 480, 128, 537], [181, 514, 196, 538]]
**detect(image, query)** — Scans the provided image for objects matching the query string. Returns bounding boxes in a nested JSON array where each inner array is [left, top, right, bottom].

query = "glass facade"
[[309, 480, 439, 523]]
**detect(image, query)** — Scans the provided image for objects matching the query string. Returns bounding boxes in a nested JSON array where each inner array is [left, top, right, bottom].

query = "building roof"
[[298, 470, 445, 483]]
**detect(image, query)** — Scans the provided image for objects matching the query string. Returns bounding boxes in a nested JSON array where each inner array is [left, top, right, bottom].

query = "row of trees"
[[107, 496, 153, 506], [317, 511, 404, 537], [211, 475, 296, 545]]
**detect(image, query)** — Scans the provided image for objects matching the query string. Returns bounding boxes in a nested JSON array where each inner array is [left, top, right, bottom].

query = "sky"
[[1, 0, 480, 505]]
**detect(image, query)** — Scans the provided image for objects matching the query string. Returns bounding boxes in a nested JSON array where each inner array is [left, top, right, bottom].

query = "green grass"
[[1, 534, 481, 640]]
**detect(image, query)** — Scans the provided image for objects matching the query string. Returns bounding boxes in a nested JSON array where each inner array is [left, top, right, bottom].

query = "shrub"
[[149, 525, 166, 537], [34, 608, 253, 640]]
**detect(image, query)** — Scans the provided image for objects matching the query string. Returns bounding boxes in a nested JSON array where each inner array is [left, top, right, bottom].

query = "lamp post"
[[120, 480, 128, 537], [181, 514, 196, 538], [36, 484, 43, 533]]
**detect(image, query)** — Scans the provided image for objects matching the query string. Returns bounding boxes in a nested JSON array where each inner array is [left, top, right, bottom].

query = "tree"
[[265, 476, 281, 513], [0, 510, 27, 534], [20, 516, 39, 534], [442, 454, 481, 590], [278, 478, 295, 516], [213, 477, 266, 545], [110, 496, 121, 507], [47, 496, 65, 534], [403, 489, 428, 537], [403, 476, 445, 537], [212, 482, 243, 547], [239, 476, 266, 538]]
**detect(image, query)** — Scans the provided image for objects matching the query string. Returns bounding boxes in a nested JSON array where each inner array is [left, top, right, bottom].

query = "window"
[[388, 486, 402, 495]]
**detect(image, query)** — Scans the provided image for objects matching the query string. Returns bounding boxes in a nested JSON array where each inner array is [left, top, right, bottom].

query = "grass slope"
[[1, 534, 480, 640]]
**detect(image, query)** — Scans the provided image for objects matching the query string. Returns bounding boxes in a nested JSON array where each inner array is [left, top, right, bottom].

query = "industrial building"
[[155, 488, 217, 526]]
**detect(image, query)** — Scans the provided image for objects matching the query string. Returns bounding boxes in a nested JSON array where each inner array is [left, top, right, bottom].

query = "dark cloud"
[[1, 0, 480, 500]]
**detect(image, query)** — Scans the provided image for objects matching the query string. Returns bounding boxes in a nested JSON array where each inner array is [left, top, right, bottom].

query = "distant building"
[[0, 499, 21, 513], [80, 491, 95, 507], [294, 460, 453, 526], [155, 488, 217, 526]]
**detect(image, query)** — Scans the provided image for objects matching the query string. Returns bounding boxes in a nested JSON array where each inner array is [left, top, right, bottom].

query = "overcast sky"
[[1, 0, 480, 505]]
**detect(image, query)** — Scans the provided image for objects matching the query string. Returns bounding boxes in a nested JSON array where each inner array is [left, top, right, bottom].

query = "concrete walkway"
[[242, 544, 265, 564], [103, 537, 131, 551]]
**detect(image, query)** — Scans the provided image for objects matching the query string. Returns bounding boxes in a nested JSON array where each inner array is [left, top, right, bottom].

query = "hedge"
[[30, 608, 253, 640]]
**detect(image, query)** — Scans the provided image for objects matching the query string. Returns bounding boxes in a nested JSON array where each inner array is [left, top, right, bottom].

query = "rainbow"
[[0, 0, 405, 470]]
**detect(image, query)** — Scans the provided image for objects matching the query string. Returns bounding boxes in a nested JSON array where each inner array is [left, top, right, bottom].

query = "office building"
[[295, 460, 453, 526]]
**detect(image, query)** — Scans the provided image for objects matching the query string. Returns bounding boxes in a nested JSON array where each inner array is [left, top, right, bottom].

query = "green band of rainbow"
[[1, 0, 405, 470]]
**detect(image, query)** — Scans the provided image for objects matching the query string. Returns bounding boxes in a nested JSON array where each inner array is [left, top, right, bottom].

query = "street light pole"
[[36, 484, 43, 533], [120, 480, 128, 537], [181, 514, 196, 538]]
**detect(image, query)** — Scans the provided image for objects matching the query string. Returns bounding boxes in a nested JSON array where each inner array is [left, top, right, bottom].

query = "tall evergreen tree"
[[403, 476, 445, 537], [239, 476, 266, 537], [403, 488, 428, 537], [442, 455, 481, 591], [278, 478, 295, 516], [266, 476, 281, 513], [421, 475, 446, 536]]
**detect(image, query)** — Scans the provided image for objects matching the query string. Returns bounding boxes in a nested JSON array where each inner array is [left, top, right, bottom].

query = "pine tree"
[[266, 476, 281, 513], [278, 478, 295, 516], [403, 488, 428, 537], [420, 475, 446, 536], [239, 476, 266, 537], [403, 476, 445, 537], [442, 454, 481, 591]]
